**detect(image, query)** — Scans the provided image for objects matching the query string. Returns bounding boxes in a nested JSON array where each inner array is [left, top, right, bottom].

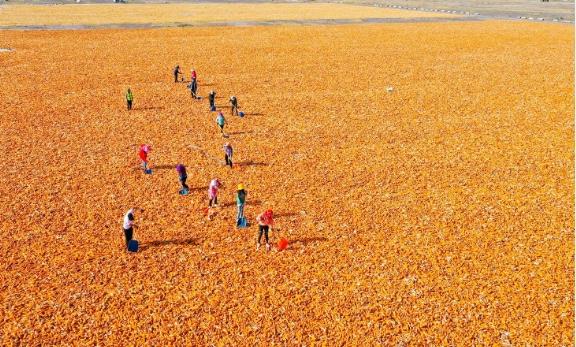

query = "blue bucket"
[[128, 239, 139, 252], [237, 217, 248, 228]]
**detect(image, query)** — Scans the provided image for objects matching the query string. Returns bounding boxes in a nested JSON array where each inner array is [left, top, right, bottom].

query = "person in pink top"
[[208, 178, 222, 208]]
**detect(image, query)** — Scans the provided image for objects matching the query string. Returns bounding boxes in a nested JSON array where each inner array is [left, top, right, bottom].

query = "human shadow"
[[140, 237, 197, 251], [244, 113, 264, 116], [236, 160, 268, 167], [280, 237, 327, 252], [228, 130, 254, 136], [193, 186, 208, 191], [183, 186, 208, 193], [153, 164, 178, 170], [199, 83, 215, 87], [291, 237, 327, 245], [274, 212, 298, 218], [221, 199, 262, 208], [137, 106, 164, 111]]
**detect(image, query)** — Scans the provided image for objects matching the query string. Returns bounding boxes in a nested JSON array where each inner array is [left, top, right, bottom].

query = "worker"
[[138, 144, 151, 172], [236, 184, 247, 224], [229, 96, 239, 117], [122, 208, 136, 249], [208, 178, 221, 208], [176, 164, 189, 192], [174, 65, 182, 82], [223, 142, 233, 168], [191, 69, 197, 83], [189, 69, 198, 98], [256, 209, 274, 251], [189, 81, 198, 98], [216, 112, 226, 135], [126, 88, 133, 110], [208, 90, 216, 111]]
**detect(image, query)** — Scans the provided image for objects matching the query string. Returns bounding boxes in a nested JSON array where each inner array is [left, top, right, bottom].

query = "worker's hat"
[[238, 184, 245, 190]]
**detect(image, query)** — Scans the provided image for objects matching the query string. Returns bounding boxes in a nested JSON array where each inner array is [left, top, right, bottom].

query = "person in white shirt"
[[123, 208, 136, 248]]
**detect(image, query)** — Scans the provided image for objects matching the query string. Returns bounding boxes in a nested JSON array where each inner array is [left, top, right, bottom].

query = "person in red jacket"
[[190, 69, 198, 98], [256, 209, 274, 251], [139, 144, 151, 172]]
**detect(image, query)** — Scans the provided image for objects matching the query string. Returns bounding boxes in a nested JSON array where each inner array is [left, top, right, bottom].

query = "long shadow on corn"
[[140, 238, 198, 251]]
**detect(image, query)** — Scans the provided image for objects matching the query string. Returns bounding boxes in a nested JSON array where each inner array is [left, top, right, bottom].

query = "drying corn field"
[[0, 9, 573, 346]]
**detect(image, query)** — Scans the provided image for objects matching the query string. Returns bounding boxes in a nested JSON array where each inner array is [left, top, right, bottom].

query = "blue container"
[[179, 188, 189, 195], [239, 111, 245, 118], [237, 217, 248, 228], [145, 169, 153, 175], [128, 239, 139, 252]]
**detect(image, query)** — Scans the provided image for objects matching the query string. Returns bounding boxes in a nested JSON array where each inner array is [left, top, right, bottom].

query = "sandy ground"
[[0, 3, 454, 27], [0, 20, 573, 345]]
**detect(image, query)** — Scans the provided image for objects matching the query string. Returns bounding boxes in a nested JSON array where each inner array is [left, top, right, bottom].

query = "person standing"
[[236, 184, 247, 224], [122, 208, 136, 249], [208, 90, 216, 111], [189, 80, 197, 99], [216, 112, 226, 136], [174, 65, 182, 82], [138, 144, 151, 172], [223, 142, 233, 168], [189, 69, 198, 98], [176, 164, 189, 192], [229, 96, 239, 117], [208, 178, 221, 208], [256, 209, 274, 251], [126, 88, 133, 110]]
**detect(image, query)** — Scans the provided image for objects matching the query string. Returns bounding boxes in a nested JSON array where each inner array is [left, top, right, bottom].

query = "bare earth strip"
[[0, 16, 482, 31]]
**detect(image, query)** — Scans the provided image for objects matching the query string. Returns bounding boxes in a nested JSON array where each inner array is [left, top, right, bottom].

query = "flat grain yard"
[[0, 2, 573, 345]]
